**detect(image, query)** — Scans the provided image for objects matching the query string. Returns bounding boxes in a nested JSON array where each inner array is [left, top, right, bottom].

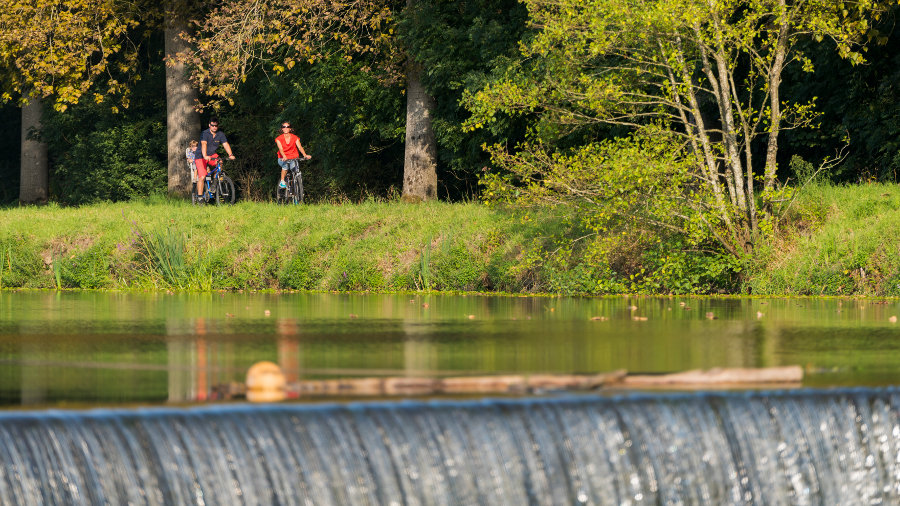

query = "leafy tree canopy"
[[183, 0, 400, 106], [466, 0, 894, 257], [0, 0, 145, 109]]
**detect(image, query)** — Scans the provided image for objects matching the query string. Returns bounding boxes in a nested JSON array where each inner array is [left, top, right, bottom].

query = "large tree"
[[466, 0, 891, 256], [165, 0, 200, 196], [401, 0, 437, 199], [18, 98, 48, 203]]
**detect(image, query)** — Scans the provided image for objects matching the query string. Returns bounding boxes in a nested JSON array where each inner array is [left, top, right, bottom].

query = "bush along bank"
[[0, 197, 753, 295]]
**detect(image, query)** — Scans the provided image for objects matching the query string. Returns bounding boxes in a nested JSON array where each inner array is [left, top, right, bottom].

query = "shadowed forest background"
[[0, 2, 897, 206]]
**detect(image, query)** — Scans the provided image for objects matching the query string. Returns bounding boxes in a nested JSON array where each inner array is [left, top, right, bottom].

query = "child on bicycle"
[[275, 121, 311, 188], [186, 140, 198, 184]]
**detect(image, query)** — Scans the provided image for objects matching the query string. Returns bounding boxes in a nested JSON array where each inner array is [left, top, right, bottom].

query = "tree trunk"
[[165, 4, 200, 197], [402, 62, 438, 201], [764, 0, 789, 196], [19, 97, 48, 204]]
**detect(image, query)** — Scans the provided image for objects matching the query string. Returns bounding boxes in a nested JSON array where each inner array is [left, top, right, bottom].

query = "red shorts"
[[194, 155, 219, 180]]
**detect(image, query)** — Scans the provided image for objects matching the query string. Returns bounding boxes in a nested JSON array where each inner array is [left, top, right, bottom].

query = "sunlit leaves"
[[465, 0, 891, 257], [183, 0, 400, 105], [0, 0, 140, 109]]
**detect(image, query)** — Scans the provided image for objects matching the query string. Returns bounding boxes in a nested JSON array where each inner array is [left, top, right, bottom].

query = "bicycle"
[[276, 158, 307, 204], [192, 157, 236, 205]]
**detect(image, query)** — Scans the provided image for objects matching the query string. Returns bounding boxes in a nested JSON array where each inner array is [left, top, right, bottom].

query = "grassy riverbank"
[[2, 183, 900, 295], [750, 183, 900, 296], [0, 198, 567, 293]]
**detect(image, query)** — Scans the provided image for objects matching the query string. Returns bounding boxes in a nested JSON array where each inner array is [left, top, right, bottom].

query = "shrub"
[[326, 254, 385, 291], [0, 238, 44, 288], [52, 120, 167, 205], [58, 246, 113, 289], [279, 249, 322, 290], [428, 243, 486, 291]]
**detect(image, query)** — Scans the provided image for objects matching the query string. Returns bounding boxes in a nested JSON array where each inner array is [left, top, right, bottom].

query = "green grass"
[[749, 183, 900, 296], [6, 185, 900, 296], [0, 197, 549, 293]]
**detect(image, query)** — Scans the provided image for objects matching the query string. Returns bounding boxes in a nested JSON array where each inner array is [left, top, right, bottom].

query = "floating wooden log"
[[439, 375, 529, 394], [285, 370, 630, 397], [621, 366, 804, 387], [216, 366, 803, 401]]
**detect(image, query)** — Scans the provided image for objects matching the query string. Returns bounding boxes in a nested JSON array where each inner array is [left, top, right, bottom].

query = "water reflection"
[[1, 292, 900, 406]]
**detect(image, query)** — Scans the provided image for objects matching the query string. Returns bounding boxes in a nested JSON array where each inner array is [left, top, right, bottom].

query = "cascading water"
[[1, 388, 898, 505]]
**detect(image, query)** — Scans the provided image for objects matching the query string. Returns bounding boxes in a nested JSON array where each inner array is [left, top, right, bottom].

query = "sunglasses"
[[281, 125, 291, 129], [209, 124, 218, 127]]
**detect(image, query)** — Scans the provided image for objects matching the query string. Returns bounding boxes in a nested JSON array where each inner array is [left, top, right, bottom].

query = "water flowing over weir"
[[2, 389, 900, 505]]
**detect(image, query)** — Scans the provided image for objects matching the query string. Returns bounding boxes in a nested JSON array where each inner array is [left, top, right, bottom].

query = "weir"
[[1, 388, 899, 505]]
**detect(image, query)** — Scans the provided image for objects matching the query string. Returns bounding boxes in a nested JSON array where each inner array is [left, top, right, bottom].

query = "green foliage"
[[0, 237, 43, 288], [466, 0, 891, 258], [416, 238, 432, 290], [543, 252, 626, 295], [37, 54, 168, 205], [481, 129, 708, 250], [781, 6, 900, 183], [279, 248, 321, 290], [790, 155, 819, 186], [50, 120, 166, 205], [326, 255, 386, 291], [635, 245, 742, 295], [57, 246, 112, 289], [222, 244, 282, 290], [414, 239, 488, 291], [400, 0, 530, 197], [749, 183, 900, 295]]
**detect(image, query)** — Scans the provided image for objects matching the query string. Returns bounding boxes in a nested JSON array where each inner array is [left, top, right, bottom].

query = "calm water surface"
[[1, 291, 900, 407]]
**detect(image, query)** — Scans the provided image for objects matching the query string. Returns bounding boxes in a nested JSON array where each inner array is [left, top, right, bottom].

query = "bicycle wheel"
[[295, 172, 304, 203], [290, 173, 302, 204], [216, 175, 236, 205]]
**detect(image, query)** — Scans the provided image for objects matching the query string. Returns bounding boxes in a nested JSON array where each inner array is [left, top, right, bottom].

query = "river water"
[[1, 291, 900, 406], [3, 291, 900, 504]]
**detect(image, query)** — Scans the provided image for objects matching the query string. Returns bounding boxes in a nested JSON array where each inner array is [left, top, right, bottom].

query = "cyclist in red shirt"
[[275, 121, 311, 188]]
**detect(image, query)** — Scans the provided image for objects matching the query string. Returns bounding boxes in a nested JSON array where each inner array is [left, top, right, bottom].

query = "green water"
[[1, 292, 900, 407]]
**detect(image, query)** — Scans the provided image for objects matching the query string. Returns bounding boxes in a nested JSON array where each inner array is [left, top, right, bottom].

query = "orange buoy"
[[246, 361, 287, 402]]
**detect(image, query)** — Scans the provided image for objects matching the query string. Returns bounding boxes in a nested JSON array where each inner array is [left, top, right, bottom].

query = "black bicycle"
[[193, 157, 236, 205], [276, 158, 307, 204]]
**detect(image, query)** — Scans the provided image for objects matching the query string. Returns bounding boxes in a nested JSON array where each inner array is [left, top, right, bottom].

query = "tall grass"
[[0, 246, 6, 289], [418, 236, 432, 291], [133, 224, 188, 289], [52, 253, 62, 290], [0, 199, 542, 292]]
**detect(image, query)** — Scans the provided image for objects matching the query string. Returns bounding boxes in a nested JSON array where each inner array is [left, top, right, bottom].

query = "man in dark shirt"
[[193, 117, 236, 200]]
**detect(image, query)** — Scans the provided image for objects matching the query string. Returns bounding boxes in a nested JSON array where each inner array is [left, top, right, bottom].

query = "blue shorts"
[[278, 158, 298, 171]]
